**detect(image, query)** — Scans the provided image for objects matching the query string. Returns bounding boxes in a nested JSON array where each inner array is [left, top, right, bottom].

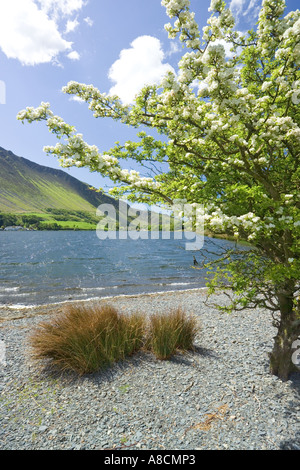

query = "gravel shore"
[[0, 288, 299, 450]]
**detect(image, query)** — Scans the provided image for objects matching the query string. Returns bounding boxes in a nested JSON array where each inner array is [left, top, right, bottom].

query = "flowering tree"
[[18, 0, 300, 380]]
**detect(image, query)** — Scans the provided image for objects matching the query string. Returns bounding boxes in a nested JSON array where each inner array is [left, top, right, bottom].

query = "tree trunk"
[[269, 291, 300, 381]]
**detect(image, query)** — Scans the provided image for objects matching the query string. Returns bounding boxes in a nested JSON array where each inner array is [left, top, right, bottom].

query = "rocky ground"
[[0, 289, 299, 450]]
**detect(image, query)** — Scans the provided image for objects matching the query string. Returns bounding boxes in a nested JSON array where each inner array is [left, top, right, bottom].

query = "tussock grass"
[[30, 303, 199, 375], [30, 304, 146, 375], [146, 307, 198, 360]]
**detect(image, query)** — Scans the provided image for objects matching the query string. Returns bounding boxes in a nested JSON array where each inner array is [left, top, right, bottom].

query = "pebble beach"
[[0, 288, 299, 451]]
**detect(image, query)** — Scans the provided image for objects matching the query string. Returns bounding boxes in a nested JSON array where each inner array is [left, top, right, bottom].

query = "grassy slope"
[[0, 147, 124, 228], [0, 147, 117, 214]]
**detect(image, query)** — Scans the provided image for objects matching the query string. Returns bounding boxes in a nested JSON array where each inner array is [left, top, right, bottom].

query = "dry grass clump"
[[146, 307, 198, 360], [30, 303, 199, 375], [30, 304, 146, 375]]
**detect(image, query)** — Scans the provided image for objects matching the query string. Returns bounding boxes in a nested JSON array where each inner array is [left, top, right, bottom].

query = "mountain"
[[0, 146, 118, 214]]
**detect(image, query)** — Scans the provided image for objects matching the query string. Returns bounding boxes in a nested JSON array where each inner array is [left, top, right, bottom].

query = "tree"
[[17, 0, 300, 380]]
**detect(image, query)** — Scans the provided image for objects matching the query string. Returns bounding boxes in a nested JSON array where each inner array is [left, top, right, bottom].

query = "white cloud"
[[243, 0, 261, 19], [67, 50, 80, 60], [0, 0, 73, 65], [70, 95, 85, 103], [0, 0, 88, 65], [229, 0, 260, 23], [65, 18, 79, 34], [108, 35, 175, 104], [229, 0, 246, 18], [166, 41, 181, 57], [37, 0, 85, 18], [84, 16, 93, 27]]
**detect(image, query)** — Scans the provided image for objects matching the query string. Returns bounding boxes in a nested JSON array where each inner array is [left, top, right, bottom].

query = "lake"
[[0, 230, 237, 307]]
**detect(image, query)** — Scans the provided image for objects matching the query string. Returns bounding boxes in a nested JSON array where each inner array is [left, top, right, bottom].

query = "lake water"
[[0, 230, 237, 307]]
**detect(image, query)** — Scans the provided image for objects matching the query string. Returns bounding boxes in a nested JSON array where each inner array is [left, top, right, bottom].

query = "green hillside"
[[0, 146, 117, 213], [0, 147, 171, 231]]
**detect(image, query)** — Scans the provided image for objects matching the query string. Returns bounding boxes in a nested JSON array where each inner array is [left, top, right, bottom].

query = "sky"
[[0, 0, 298, 193]]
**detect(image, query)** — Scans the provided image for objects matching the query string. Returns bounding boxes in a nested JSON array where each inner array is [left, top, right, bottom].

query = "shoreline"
[[0, 286, 211, 322]]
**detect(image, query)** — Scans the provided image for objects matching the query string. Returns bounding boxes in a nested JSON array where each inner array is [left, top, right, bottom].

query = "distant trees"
[[0, 210, 100, 230], [0, 213, 18, 228], [0, 213, 43, 229], [20, 215, 44, 227], [45, 208, 99, 224]]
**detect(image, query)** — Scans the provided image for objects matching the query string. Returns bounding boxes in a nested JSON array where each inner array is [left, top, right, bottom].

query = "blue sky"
[[0, 0, 298, 192]]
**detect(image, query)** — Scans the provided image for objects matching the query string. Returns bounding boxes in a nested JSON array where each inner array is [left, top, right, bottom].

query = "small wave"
[[63, 287, 84, 292], [0, 286, 209, 310], [145, 281, 191, 287], [166, 282, 192, 286], [0, 287, 20, 292], [12, 293, 34, 297], [80, 286, 118, 292], [3, 304, 37, 310]]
